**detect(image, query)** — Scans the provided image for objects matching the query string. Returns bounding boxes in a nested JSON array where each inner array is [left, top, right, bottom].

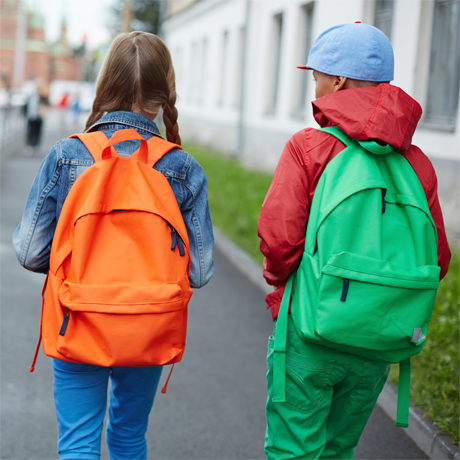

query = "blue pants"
[[52, 359, 163, 460]]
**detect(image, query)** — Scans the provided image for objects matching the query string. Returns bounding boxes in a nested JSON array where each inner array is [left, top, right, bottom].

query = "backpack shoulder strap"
[[319, 126, 353, 147], [272, 272, 295, 403], [69, 131, 108, 162], [397, 358, 411, 427], [146, 135, 182, 168]]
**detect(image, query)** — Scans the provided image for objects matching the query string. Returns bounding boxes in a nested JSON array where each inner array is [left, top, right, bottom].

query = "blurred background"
[[1, 0, 459, 237]]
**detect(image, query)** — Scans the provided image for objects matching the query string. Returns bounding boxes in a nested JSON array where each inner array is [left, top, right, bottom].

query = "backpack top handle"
[[70, 129, 182, 168], [101, 129, 149, 163]]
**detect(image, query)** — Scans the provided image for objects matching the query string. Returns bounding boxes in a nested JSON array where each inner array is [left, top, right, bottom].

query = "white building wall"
[[163, 0, 460, 166], [392, 0, 422, 93], [165, 0, 247, 151]]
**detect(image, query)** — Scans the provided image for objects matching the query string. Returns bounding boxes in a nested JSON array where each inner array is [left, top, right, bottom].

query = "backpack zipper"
[[59, 308, 70, 336], [340, 279, 350, 302], [381, 189, 387, 214], [168, 224, 185, 257]]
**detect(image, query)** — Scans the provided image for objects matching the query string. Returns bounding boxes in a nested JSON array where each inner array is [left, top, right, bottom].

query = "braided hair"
[[162, 89, 181, 145]]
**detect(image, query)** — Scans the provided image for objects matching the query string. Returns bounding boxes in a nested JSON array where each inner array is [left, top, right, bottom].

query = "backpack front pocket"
[[315, 252, 440, 359], [56, 282, 186, 366]]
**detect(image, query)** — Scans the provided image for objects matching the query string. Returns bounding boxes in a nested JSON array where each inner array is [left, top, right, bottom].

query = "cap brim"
[[297, 65, 313, 70]]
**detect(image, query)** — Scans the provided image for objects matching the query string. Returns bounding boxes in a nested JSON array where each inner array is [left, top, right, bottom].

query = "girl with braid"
[[13, 32, 214, 460]]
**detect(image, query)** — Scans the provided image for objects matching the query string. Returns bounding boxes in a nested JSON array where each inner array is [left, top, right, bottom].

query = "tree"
[[110, 0, 162, 36]]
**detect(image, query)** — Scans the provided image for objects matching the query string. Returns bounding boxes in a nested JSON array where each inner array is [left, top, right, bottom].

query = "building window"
[[292, 2, 314, 117], [217, 30, 229, 107], [199, 37, 208, 105], [374, 0, 394, 40], [189, 40, 199, 103], [266, 12, 283, 114], [174, 46, 184, 95], [189, 38, 208, 105], [425, 0, 460, 130], [233, 26, 245, 108]]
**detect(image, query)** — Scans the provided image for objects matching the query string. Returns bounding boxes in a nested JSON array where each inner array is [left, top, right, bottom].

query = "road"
[[1, 113, 428, 459]]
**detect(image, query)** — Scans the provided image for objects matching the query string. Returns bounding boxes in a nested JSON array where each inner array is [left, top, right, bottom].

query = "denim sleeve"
[[182, 156, 214, 288], [12, 143, 61, 273]]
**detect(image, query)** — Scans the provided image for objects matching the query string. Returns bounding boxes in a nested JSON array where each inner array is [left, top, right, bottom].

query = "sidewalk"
[[213, 228, 460, 460], [0, 108, 84, 162], [0, 116, 452, 459], [0, 106, 27, 159]]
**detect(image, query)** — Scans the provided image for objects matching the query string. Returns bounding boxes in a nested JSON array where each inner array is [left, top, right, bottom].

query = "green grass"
[[184, 141, 273, 265], [186, 140, 459, 443], [389, 250, 460, 443]]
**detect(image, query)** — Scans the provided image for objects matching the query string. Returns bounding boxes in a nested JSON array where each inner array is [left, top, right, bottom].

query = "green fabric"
[[396, 358, 411, 428], [267, 316, 390, 459], [272, 273, 293, 403], [273, 126, 440, 428]]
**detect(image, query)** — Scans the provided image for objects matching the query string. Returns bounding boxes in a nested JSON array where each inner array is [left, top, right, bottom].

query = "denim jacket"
[[13, 111, 214, 288]]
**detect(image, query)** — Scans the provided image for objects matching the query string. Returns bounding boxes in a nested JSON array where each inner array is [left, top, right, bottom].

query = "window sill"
[[419, 117, 457, 133], [290, 110, 306, 121], [264, 109, 277, 117]]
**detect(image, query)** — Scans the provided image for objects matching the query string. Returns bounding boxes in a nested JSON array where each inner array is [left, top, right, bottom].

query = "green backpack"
[[272, 126, 440, 428]]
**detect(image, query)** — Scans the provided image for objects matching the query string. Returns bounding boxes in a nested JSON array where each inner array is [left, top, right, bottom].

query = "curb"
[[213, 228, 460, 460], [377, 380, 460, 460]]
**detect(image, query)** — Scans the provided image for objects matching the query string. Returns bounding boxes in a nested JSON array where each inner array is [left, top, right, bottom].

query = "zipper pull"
[[170, 226, 177, 250], [381, 189, 387, 214], [177, 237, 185, 257], [59, 308, 70, 336], [340, 279, 350, 302], [168, 223, 184, 255]]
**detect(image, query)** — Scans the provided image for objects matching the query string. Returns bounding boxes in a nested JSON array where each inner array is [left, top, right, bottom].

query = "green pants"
[[265, 317, 390, 459]]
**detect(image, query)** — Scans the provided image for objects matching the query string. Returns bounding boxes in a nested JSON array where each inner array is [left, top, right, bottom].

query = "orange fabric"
[[145, 137, 182, 168], [34, 129, 192, 368], [161, 364, 175, 394], [69, 132, 108, 162]]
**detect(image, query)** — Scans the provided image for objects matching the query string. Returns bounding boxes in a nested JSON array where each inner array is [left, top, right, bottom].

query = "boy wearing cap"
[[258, 23, 451, 459]]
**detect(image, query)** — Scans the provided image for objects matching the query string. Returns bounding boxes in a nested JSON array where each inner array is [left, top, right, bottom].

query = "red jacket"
[[258, 84, 451, 321]]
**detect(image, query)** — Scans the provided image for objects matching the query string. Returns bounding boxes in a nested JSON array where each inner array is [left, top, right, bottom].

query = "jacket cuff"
[[265, 285, 285, 321]]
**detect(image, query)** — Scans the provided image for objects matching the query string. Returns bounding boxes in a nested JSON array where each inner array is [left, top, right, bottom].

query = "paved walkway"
[[1, 114, 428, 459]]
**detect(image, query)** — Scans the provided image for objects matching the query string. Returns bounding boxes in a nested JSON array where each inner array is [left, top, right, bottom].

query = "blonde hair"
[[85, 31, 180, 145]]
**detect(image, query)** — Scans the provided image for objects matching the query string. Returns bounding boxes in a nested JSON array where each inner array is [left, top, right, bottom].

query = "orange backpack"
[[30, 129, 193, 377]]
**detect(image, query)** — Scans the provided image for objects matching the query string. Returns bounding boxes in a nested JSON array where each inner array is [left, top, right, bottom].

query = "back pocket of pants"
[[350, 361, 390, 408], [284, 351, 334, 413]]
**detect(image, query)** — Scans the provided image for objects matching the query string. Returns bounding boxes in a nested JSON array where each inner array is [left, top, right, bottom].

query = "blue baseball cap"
[[298, 22, 394, 82]]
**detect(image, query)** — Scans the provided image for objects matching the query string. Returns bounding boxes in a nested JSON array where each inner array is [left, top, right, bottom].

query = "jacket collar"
[[86, 111, 162, 137]]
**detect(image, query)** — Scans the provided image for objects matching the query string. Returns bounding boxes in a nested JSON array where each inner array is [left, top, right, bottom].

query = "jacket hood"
[[312, 84, 422, 151]]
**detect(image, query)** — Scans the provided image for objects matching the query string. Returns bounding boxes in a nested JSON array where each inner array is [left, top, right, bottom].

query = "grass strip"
[[389, 250, 459, 442], [187, 140, 459, 443], [184, 141, 272, 265]]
